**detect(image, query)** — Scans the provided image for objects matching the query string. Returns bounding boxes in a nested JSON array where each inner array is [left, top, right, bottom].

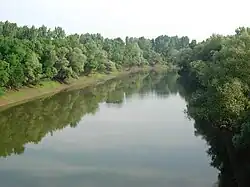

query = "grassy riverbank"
[[0, 65, 167, 109]]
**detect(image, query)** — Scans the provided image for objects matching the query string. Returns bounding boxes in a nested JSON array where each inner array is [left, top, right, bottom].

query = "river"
[[0, 70, 217, 187]]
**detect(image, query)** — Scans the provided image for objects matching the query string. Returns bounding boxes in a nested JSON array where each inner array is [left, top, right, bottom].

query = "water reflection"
[[0, 70, 180, 158], [0, 70, 217, 187]]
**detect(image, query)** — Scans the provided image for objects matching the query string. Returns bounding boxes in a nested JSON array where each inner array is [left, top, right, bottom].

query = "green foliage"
[[124, 38, 145, 66], [233, 122, 250, 148], [0, 87, 4, 96], [177, 26, 250, 186], [67, 47, 86, 77], [0, 60, 9, 87], [177, 29, 250, 129], [23, 52, 42, 85], [0, 20, 189, 89], [153, 35, 189, 61]]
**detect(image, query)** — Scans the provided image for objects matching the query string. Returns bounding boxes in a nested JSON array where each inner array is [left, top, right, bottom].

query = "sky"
[[0, 0, 249, 41]]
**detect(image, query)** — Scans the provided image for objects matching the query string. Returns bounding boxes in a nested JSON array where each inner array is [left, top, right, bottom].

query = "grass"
[[0, 71, 126, 109], [0, 65, 168, 110], [0, 81, 63, 110]]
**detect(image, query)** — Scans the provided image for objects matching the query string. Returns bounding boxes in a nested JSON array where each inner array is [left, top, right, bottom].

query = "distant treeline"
[[0, 21, 190, 91]]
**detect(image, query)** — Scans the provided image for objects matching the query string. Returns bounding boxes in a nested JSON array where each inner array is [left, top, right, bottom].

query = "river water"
[[0, 71, 217, 187]]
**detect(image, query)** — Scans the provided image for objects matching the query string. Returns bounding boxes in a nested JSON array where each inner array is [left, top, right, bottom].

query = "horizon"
[[1, 0, 249, 41]]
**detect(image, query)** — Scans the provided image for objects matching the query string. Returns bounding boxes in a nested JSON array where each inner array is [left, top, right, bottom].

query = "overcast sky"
[[0, 0, 249, 41]]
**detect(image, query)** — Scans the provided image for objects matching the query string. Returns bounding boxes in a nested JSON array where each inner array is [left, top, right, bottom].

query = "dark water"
[[0, 71, 217, 187]]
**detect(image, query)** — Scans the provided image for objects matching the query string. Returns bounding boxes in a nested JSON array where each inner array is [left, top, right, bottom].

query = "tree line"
[[0, 21, 189, 92], [176, 27, 250, 186]]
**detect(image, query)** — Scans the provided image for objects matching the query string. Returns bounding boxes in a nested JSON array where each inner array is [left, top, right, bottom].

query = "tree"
[[0, 60, 9, 87], [67, 47, 86, 77], [41, 43, 58, 79], [0, 20, 182, 91], [53, 27, 66, 39], [6, 54, 25, 88], [124, 38, 145, 67], [54, 47, 73, 81], [23, 52, 42, 85]]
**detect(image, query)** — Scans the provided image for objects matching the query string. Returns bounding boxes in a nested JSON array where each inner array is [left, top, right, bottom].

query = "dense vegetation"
[[176, 28, 250, 186], [0, 21, 189, 92]]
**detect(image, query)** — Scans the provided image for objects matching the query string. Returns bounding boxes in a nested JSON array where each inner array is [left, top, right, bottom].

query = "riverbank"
[[0, 65, 167, 110]]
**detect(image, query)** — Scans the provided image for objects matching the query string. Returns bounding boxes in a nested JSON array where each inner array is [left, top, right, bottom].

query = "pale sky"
[[0, 0, 249, 41]]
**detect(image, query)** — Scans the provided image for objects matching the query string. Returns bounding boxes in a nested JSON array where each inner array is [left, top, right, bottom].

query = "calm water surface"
[[0, 71, 217, 187]]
